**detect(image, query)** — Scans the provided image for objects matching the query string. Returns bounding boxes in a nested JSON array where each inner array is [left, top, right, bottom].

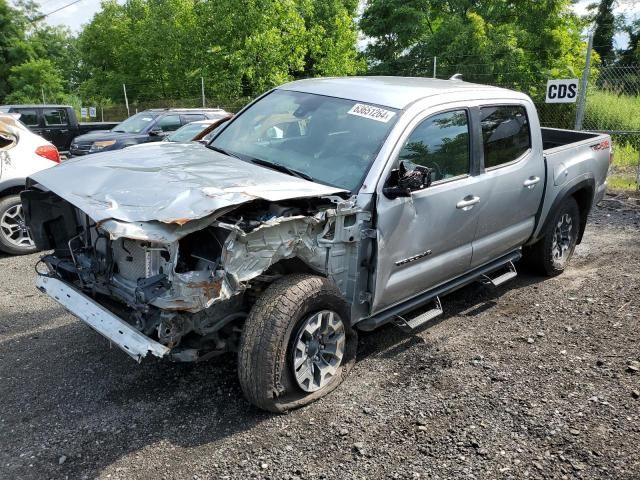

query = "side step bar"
[[357, 250, 522, 332], [393, 296, 443, 332], [480, 261, 517, 287]]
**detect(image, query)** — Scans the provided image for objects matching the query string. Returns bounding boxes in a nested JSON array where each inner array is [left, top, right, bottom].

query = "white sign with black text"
[[545, 79, 579, 103]]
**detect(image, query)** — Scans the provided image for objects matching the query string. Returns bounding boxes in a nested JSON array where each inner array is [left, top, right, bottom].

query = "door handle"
[[523, 176, 541, 188], [456, 195, 480, 210]]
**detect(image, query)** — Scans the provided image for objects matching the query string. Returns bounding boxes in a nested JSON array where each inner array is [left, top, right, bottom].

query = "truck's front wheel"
[[238, 274, 357, 412], [523, 196, 580, 276]]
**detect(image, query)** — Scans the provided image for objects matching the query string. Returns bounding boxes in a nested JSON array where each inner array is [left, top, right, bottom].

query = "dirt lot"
[[0, 200, 638, 480]]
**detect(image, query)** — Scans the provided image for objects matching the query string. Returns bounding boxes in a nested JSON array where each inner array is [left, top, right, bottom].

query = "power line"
[[31, 0, 85, 21]]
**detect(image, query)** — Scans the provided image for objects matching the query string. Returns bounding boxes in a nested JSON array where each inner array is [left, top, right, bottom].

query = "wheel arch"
[[0, 178, 26, 198], [534, 178, 594, 246]]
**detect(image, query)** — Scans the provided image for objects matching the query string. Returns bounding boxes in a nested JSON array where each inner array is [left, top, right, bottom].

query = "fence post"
[[123, 83, 130, 118], [201, 77, 206, 107], [575, 30, 593, 130], [433, 57, 437, 79]]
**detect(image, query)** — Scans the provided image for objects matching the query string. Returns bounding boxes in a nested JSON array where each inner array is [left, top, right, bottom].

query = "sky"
[[35, 0, 640, 48]]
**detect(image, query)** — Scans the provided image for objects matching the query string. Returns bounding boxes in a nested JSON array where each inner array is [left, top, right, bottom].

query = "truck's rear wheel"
[[238, 274, 357, 412], [523, 197, 580, 276], [0, 195, 37, 255]]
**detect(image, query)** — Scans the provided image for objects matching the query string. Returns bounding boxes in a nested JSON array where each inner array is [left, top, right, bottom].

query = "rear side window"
[[480, 105, 531, 168], [181, 114, 205, 124], [399, 110, 470, 182], [156, 115, 181, 132], [15, 109, 39, 126], [43, 108, 68, 126]]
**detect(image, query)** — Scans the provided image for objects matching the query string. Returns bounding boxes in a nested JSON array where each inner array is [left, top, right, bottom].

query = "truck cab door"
[[371, 108, 485, 314], [470, 104, 545, 267], [41, 108, 71, 151]]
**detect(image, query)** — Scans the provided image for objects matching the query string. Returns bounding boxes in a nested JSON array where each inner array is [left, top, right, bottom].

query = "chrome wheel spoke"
[[0, 204, 34, 248], [291, 310, 346, 393]]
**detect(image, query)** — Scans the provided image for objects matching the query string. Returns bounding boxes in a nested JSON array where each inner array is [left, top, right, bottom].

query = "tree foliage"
[[360, 0, 589, 98], [76, 0, 364, 105], [590, 0, 616, 64]]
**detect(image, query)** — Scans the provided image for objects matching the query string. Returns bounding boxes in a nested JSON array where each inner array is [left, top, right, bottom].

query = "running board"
[[480, 261, 517, 287], [393, 297, 443, 332], [356, 250, 522, 332]]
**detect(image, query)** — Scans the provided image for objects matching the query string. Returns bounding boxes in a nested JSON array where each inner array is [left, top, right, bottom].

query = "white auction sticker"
[[347, 103, 396, 123]]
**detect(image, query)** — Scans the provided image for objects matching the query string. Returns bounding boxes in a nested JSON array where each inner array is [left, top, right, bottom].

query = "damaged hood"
[[29, 142, 346, 225]]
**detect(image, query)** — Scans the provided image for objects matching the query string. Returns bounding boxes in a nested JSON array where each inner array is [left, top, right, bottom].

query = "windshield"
[[210, 90, 399, 190], [113, 112, 159, 134], [166, 122, 209, 142]]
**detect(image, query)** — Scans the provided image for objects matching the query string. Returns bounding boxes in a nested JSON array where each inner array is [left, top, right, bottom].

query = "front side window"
[[210, 90, 399, 191], [16, 109, 39, 126], [398, 110, 470, 182], [156, 115, 181, 132], [480, 105, 531, 168], [43, 108, 68, 126]]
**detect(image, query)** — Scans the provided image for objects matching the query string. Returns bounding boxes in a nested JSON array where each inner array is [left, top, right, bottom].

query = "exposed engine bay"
[[23, 186, 372, 362]]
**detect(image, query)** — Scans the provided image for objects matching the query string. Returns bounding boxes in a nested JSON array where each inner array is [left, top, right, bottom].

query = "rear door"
[[470, 103, 545, 267], [372, 107, 485, 313], [42, 107, 71, 151], [13, 108, 42, 136]]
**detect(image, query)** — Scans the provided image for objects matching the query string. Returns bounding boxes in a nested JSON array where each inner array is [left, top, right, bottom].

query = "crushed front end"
[[22, 186, 371, 362]]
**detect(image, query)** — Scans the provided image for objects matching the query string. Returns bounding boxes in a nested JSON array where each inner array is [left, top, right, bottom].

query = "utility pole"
[[201, 77, 206, 107], [433, 57, 437, 79], [41, 87, 46, 104], [123, 83, 130, 118], [575, 30, 593, 130]]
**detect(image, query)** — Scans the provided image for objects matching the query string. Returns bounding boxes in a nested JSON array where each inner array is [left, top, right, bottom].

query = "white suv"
[[0, 114, 60, 255]]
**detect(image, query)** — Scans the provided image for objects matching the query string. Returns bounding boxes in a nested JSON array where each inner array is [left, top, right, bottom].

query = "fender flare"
[[531, 177, 595, 246], [0, 177, 26, 197]]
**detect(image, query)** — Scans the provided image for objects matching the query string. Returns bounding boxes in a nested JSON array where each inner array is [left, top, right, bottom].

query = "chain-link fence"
[[80, 62, 640, 190]]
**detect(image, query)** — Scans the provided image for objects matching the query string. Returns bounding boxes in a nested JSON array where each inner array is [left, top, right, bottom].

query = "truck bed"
[[541, 127, 602, 151], [530, 127, 611, 243]]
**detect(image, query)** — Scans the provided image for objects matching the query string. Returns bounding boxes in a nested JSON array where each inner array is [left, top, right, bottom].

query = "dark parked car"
[[0, 105, 118, 154], [69, 108, 229, 156]]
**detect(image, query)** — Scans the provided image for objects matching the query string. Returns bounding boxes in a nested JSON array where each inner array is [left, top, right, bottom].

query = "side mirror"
[[149, 127, 164, 137], [383, 161, 432, 199]]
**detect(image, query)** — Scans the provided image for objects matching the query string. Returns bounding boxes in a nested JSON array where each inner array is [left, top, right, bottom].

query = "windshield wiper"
[[112, 129, 126, 133], [250, 158, 314, 182], [207, 144, 240, 159]]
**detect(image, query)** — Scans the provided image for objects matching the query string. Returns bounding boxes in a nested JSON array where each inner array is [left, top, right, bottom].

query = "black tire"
[[522, 197, 580, 276], [0, 195, 37, 256], [238, 274, 357, 412]]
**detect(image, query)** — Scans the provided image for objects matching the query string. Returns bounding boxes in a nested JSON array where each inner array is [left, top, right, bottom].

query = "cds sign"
[[545, 79, 579, 103]]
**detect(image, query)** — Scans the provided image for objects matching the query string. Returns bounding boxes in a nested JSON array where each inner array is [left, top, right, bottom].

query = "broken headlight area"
[[24, 189, 340, 359]]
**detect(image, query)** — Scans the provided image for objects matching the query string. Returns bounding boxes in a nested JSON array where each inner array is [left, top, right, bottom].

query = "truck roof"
[[0, 104, 72, 109], [279, 76, 528, 110]]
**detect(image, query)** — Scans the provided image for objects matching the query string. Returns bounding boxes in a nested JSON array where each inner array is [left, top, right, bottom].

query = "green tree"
[[0, 0, 33, 101], [5, 58, 67, 103], [360, 0, 587, 99], [591, 0, 616, 64]]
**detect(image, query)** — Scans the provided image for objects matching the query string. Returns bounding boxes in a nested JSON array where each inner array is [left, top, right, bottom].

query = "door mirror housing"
[[149, 127, 165, 137], [383, 161, 432, 199]]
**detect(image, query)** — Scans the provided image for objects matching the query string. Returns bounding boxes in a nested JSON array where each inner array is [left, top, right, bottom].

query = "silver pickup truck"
[[23, 77, 611, 412]]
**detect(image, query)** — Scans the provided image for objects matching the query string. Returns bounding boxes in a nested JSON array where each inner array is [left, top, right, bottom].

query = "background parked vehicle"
[[166, 114, 234, 143], [164, 119, 217, 143], [0, 105, 117, 154], [0, 114, 59, 255], [69, 108, 230, 156]]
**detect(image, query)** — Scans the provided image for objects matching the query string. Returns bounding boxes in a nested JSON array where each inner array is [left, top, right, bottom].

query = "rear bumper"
[[36, 275, 170, 362]]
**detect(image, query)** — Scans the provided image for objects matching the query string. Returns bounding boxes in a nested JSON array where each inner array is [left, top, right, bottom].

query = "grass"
[[583, 90, 640, 192]]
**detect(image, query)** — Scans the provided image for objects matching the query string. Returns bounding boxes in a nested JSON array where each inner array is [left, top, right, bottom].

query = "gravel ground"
[[0, 201, 638, 480]]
